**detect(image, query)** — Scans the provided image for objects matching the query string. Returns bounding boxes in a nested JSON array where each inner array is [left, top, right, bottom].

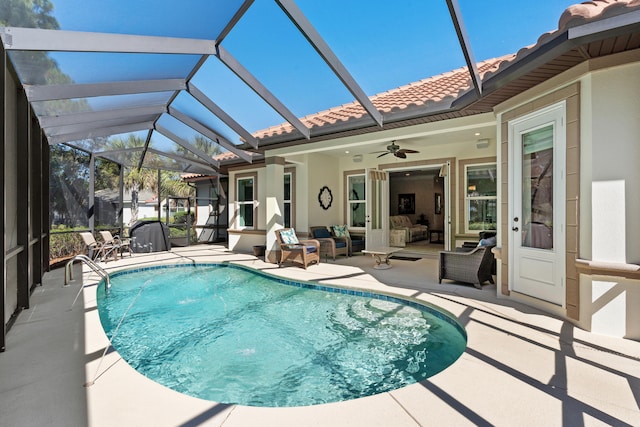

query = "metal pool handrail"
[[64, 254, 111, 289]]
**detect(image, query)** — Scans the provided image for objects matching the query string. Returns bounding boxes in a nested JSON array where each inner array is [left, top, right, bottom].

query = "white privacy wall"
[[589, 62, 640, 265]]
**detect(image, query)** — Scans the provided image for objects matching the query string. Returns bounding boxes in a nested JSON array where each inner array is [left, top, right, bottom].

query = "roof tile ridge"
[[559, 0, 640, 30], [482, 0, 640, 81]]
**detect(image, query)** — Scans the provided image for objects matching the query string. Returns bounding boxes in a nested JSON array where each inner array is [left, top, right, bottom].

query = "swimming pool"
[[97, 263, 466, 407]]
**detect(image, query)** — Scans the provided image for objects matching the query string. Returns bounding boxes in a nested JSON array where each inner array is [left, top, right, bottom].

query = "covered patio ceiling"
[[2, 0, 640, 175]]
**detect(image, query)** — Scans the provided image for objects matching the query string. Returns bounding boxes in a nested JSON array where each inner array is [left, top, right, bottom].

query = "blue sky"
[[47, 0, 578, 135]]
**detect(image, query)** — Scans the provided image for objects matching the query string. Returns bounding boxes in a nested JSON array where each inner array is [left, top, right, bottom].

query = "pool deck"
[[1, 244, 639, 426]]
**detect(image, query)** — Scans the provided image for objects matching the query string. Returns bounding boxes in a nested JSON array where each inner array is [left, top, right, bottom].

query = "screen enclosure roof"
[[2, 0, 640, 174]]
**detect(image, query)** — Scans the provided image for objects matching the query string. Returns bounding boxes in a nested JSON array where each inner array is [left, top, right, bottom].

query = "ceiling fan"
[[371, 141, 420, 159]]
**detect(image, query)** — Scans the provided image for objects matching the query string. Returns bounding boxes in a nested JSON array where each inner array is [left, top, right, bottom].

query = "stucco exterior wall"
[[577, 61, 640, 339], [307, 153, 341, 231], [588, 62, 640, 265]]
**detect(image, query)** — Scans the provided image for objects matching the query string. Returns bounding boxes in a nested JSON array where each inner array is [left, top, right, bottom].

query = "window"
[[284, 169, 295, 228], [236, 174, 256, 229], [347, 174, 366, 228], [465, 163, 497, 233]]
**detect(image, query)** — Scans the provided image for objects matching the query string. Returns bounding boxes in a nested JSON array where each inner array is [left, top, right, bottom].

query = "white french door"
[[509, 102, 566, 305], [365, 168, 389, 249]]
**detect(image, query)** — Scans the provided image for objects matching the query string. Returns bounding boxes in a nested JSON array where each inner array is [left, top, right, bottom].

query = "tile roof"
[[253, 56, 512, 140]]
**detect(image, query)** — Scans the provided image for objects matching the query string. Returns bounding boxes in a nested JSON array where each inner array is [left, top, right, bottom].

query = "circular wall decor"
[[318, 185, 333, 210]]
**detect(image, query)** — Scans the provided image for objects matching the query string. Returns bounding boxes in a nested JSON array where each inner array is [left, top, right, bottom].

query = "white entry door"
[[509, 103, 566, 305], [365, 169, 389, 249]]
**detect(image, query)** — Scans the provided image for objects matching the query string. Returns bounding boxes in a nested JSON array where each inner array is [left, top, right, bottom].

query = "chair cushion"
[[332, 224, 350, 238], [280, 229, 299, 244], [478, 236, 497, 247], [313, 228, 331, 238], [304, 245, 318, 253], [335, 242, 347, 248]]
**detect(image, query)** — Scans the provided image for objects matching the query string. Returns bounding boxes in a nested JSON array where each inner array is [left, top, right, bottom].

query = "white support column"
[[265, 157, 285, 263]]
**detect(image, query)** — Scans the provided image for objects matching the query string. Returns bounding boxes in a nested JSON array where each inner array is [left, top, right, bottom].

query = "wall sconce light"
[[476, 139, 490, 149], [468, 185, 477, 191]]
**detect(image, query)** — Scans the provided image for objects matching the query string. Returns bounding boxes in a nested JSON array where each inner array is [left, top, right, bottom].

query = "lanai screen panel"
[[94, 157, 123, 230], [49, 145, 91, 229]]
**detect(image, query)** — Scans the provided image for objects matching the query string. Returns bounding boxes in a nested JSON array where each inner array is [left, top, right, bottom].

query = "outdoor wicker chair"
[[274, 228, 320, 269], [438, 245, 495, 289], [309, 226, 349, 261]]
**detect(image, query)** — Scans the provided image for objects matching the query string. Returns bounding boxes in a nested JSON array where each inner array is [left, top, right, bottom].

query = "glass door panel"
[[522, 125, 554, 250]]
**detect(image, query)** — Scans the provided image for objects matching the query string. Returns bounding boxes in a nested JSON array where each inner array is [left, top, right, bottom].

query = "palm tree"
[[123, 165, 158, 227], [113, 135, 196, 226]]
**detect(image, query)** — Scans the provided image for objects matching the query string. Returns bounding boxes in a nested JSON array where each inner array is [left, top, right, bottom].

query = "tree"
[[123, 166, 157, 226], [49, 145, 90, 227], [0, 0, 59, 29]]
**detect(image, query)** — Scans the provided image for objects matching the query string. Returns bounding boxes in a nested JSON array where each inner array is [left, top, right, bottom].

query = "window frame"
[[344, 171, 366, 230], [461, 160, 497, 234], [235, 172, 257, 230], [284, 167, 295, 229]]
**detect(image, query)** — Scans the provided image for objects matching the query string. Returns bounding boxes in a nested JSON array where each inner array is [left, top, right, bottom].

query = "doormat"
[[389, 255, 421, 261]]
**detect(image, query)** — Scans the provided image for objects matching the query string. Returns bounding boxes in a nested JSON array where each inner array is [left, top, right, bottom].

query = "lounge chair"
[[99, 230, 132, 258], [438, 245, 495, 289], [309, 226, 348, 261], [79, 231, 117, 262], [274, 228, 320, 269]]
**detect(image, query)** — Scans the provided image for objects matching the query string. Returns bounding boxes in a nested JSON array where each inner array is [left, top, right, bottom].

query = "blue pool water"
[[96, 263, 466, 407]]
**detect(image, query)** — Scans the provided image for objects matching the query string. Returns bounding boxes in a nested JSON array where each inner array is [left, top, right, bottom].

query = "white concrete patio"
[[1, 244, 639, 426]]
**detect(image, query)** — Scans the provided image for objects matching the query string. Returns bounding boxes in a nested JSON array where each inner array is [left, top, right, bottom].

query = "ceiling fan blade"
[[397, 149, 419, 154], [395, 152, 407, 159], [377, 152, 390, 158]]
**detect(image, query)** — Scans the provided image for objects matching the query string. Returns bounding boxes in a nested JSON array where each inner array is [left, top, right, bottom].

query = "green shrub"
[[169, 225, 197, 240], [49, 229, 86, 261], [173, 211, 195, 224]]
